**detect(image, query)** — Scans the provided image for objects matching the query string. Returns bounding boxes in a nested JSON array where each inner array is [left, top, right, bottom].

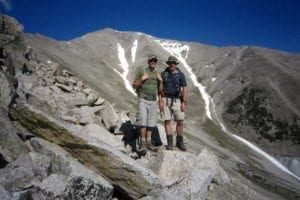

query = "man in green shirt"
[[132, 55, 162, 154]]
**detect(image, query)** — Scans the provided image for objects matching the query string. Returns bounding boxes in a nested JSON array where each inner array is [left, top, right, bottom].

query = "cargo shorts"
[[135, 98, 157, 127], [161, 97, 184, 121]]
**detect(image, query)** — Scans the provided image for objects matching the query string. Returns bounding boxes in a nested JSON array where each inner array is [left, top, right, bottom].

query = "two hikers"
[[132, 55, 188, 153]]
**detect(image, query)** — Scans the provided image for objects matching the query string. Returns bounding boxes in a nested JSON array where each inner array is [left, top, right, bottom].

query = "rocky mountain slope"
[[25, 27, 300, 158], [25, 25, 300, 169], [0, 14, 299, 199]]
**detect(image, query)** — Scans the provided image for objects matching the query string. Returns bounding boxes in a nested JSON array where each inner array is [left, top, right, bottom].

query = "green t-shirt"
[[135, 67, 159, 101]]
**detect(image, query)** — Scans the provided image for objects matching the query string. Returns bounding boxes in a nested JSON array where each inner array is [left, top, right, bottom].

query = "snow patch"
[[135, 32, 153, 38], [204, 64, 214, 68], [232, 134, 300, 181], [47, 60, 52, 64], [116, 43, 136, 96], [212, 78, 216, 82], [131, 40, 138, 63]]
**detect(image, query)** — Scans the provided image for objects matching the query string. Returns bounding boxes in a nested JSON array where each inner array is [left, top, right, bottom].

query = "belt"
[[163, 93, 181, 99], [139, 93, 157, 101], [164, 97, 180, 107]]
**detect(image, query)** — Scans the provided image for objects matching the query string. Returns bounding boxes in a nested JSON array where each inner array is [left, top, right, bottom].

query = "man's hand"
[[159, 100, 164, 111], [132, 73, 149, 89], [141, 73, 149, 82], [180, 101, 186, 112]]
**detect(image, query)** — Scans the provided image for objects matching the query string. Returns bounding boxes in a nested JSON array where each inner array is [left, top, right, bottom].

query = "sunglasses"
[[168, 61, 177, 65], [149, 59, 157, 63]]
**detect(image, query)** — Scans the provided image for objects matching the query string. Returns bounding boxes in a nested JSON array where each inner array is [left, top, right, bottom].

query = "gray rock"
[[82, 88, 93, 95], [39, 173, 67, 196], [23, 60, 39, 73], [9, 121, 35, 141], [87, 92, 98, 105], [0, 185, 12, 200], [77, 80, 84, 89], [30, 86, 53, 100], [52, 92, 88, 108], [158, 149, 229, 200], [93, 97, 106, 106], [29, 138, 114, 199], [29, 152, 51, 179], [0, 71, 15, 107], [205, 178, 270, 200], [52, 63, 64, 76], [0, 106, 28, 163], [64, 176, 113, 200], [49, 85, 62, 94], [0, 154, 36, 192], [67, 92, 89, 106], [61, 115, 78, 124], [30, 174, 113, 200], [81, 123, 123, 149], [62, 69, 74, 77], [0, 14, 23, 47], [157, 151, 195, 187], [65, 106, 103, 125], [101, 102, 119, 131], [55, 83, 73, 92], [54, 75, 69, 85]]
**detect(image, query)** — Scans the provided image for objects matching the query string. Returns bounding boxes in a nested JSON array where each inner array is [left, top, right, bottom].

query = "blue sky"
[[1, 0, 299, 53]]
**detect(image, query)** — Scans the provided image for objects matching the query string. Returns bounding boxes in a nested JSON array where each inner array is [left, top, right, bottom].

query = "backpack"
[[151, 126, 163, 146], [161, 68, 184, 98], [121, 121, 139, 151]]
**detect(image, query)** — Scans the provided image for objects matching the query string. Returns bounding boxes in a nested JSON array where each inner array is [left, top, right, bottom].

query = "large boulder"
[[0, 154, 36, 195], [81, 123, 123, 149], [157, 149, 229, 200], [28, 138, 114, 200], [0, 137, 114, 200], [9, 103, 157, 199]]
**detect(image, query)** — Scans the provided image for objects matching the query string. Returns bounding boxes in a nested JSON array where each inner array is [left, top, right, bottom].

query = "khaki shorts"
[[161, 97, 184, 121], [135, 98, 157, 127]]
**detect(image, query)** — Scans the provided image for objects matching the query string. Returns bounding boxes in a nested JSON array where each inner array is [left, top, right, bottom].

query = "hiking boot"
[[147, 140, 158, 152], [140, 140, 147, 153], [166, 135, 173, 150], [176, 135, 187, 151]]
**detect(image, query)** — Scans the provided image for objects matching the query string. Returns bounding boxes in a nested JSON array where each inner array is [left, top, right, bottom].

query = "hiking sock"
[[140, 138, 147, 151], [146, 138, 157, 152], [166, 135, 173, 150], [176, 135, 187, 151], [146, 137, 151, 144]]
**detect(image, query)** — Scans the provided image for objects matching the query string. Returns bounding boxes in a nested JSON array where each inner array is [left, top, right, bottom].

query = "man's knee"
[[176, 120, 184, 127], [165, 120, 171, 126]]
